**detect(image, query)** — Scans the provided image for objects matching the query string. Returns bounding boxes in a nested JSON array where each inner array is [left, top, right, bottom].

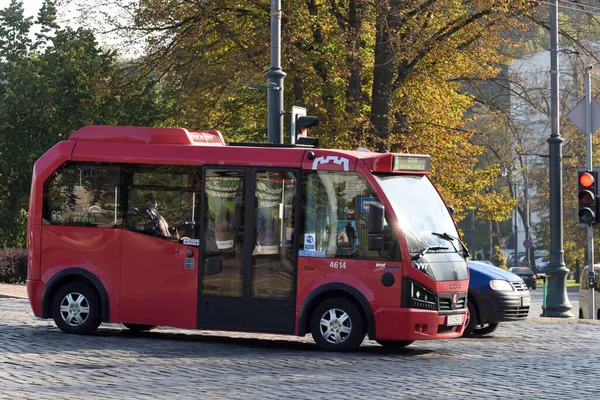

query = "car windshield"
[[374, 174, 460, 254]]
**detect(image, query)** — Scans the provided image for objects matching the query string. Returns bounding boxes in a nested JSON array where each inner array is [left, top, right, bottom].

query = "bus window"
[[43, 162, 122, 228], [124, 165, 199, 241], [202, 169, 245, 296], [252, 170, 296, 299], [301, 171, 395, 260]]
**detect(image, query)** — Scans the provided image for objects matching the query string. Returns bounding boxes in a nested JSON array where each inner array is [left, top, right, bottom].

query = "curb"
[[524, 316, 600, 325], [0, 284, 27, 299]]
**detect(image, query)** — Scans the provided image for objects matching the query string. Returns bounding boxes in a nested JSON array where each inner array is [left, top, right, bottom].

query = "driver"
[[141, 194, 171, 237]]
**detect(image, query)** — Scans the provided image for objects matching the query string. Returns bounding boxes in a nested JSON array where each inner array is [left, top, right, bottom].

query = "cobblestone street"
[[1, 296, 598, 399]]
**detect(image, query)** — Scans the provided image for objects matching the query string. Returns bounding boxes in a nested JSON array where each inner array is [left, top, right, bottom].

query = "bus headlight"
[[410, 281, 437, 309], [489, 280, 513, 291]]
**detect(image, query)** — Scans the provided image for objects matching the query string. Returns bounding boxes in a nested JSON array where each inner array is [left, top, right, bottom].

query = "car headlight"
[[489, 279, 513, 291]]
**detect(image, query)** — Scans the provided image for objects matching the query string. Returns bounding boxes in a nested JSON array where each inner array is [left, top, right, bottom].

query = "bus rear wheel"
[[52, 282, 101, 335], [310, 298, 365, 352], [376, 340, 414, 349], [123, 324, 156, 332]]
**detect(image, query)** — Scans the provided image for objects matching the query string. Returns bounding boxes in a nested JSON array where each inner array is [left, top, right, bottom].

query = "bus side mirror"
[[447, 205, 455, 218], [367, 204, 385, 234]]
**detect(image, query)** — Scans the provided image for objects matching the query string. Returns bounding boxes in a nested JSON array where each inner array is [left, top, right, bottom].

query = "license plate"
[[521, 296, 531, 306], [447, 314, 463, 326]]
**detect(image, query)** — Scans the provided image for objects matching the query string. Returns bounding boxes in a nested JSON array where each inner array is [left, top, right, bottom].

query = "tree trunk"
[[370, 1, 397, 151], [345, 0, 363, 115]]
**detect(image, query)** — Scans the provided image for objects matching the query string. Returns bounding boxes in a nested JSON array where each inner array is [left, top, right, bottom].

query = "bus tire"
[[376, 340, 414, 349], [310, 297, 365, 352], [52, 282, 101, 335], [124, 324, 156, 332]]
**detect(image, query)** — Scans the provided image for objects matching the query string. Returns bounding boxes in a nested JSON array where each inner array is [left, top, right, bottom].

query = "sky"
[[0, 0, 136, 57], [0, 0, 73, 20]]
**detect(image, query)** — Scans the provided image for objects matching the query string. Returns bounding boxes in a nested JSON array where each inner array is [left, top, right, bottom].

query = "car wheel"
[[376, 340, 414, 349], [462, 301, 477, 337], [310, 298, 365, 352], [52, 282, 101, 335], [123, 324, 156, 332], [473, 322, 500, 335]]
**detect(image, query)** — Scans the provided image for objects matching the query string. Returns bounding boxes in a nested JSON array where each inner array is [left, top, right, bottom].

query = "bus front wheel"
[[310, 297, 365, 352], [52, 282, 101, 335]]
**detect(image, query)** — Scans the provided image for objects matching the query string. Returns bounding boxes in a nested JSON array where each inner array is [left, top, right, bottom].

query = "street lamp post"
[[470, 209, 475, 257], [513, 165, 519, 268], [545, 0, 573, 317], [522, 160, 533, 271]]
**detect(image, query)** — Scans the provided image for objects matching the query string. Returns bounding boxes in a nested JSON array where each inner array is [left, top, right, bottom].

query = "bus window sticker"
[[304, 233, 316, 251], [298, 250, 326, 258]]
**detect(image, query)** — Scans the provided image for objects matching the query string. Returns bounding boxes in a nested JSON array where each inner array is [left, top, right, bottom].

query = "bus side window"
[[124, 165, 199, 243], [43, 162, 122, 228], [582, 268, 589, 290], [301, 171, 396, 261]]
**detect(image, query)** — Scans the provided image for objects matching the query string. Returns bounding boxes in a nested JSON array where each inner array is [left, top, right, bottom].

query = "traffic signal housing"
[[578, 168, 598, 226], [295, 116, 319, 138]]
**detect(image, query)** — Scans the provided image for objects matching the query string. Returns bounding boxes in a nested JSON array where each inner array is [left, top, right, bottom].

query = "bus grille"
[[438, 294, 467, 311]]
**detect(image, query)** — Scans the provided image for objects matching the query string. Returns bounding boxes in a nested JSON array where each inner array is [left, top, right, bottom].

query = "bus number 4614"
[[329, 261, 347, 269]]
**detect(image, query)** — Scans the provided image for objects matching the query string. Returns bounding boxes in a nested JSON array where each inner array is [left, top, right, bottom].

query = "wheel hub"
[[319, 308, 352, 344], [60, 292, 90, 327]]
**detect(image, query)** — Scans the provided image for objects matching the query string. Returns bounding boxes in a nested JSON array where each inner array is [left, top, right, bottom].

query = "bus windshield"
[[375, 174, 461, 255]]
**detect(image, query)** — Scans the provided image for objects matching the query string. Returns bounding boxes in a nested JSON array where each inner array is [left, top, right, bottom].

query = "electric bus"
[[26, 125, 469, 351]]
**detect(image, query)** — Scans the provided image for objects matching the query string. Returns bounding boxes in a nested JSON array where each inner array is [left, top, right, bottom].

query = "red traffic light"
[[579, 172, 595, 188]]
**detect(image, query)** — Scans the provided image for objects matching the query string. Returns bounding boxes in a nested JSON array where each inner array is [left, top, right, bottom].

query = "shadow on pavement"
[[3, 323, 438, 358]]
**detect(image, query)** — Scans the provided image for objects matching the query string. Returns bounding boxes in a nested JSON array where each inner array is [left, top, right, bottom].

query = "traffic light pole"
[[585, 68, 595, 320]]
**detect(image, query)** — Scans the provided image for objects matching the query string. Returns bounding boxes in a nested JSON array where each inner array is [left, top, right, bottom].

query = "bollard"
[[541, 274, 547, 317]]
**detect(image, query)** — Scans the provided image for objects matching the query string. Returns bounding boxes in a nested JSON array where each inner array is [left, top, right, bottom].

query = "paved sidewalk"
[[0, 283, 26, 299], [2, 295, 600, 400]]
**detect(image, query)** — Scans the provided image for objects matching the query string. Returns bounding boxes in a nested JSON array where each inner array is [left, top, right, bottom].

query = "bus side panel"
[[39, 226, 122, 322], [296, 257, 403, 332], [119, 231, 198, 328]]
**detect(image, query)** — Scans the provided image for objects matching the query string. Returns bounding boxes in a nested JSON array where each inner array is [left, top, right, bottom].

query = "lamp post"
[[545, 0, 573, 318], [470, 209, 475, 257], [513, 165, 519, 268]]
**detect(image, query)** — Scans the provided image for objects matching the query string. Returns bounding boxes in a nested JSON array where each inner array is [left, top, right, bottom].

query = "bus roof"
[[65, 125, 430, 174], [69, 125, 226, 146]]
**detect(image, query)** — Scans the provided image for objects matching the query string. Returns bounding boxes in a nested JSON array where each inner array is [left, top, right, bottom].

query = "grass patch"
[[536, 278, 579, 289]]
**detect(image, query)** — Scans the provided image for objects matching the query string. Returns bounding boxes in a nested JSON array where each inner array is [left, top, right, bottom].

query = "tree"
[[0, 1, 176, 246]]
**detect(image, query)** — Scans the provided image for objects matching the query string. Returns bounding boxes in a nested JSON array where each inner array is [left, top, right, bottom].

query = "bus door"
[[119, 164, 201, 327], [198, 167, 298, 333]]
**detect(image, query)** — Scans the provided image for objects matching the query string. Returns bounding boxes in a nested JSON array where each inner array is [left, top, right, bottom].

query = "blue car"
[[463, 260, 531, 337]]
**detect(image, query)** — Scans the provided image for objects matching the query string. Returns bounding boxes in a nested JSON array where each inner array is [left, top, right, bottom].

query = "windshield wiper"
[[431, 231, 471, 259], [411, 246, 449, 261]]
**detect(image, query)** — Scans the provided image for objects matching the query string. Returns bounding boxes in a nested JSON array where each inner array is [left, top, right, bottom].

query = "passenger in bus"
[[140, 193, 171, 237]]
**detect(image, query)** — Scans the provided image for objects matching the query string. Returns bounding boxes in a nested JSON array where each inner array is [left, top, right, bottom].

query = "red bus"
[[26, 125, 469, 351]]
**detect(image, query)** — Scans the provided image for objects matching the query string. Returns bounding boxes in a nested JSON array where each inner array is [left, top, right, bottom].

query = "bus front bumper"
[[373, 307, 467, 341]]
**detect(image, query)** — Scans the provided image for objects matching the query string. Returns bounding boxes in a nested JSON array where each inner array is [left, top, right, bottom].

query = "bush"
[[0, 247, 27, 284]]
